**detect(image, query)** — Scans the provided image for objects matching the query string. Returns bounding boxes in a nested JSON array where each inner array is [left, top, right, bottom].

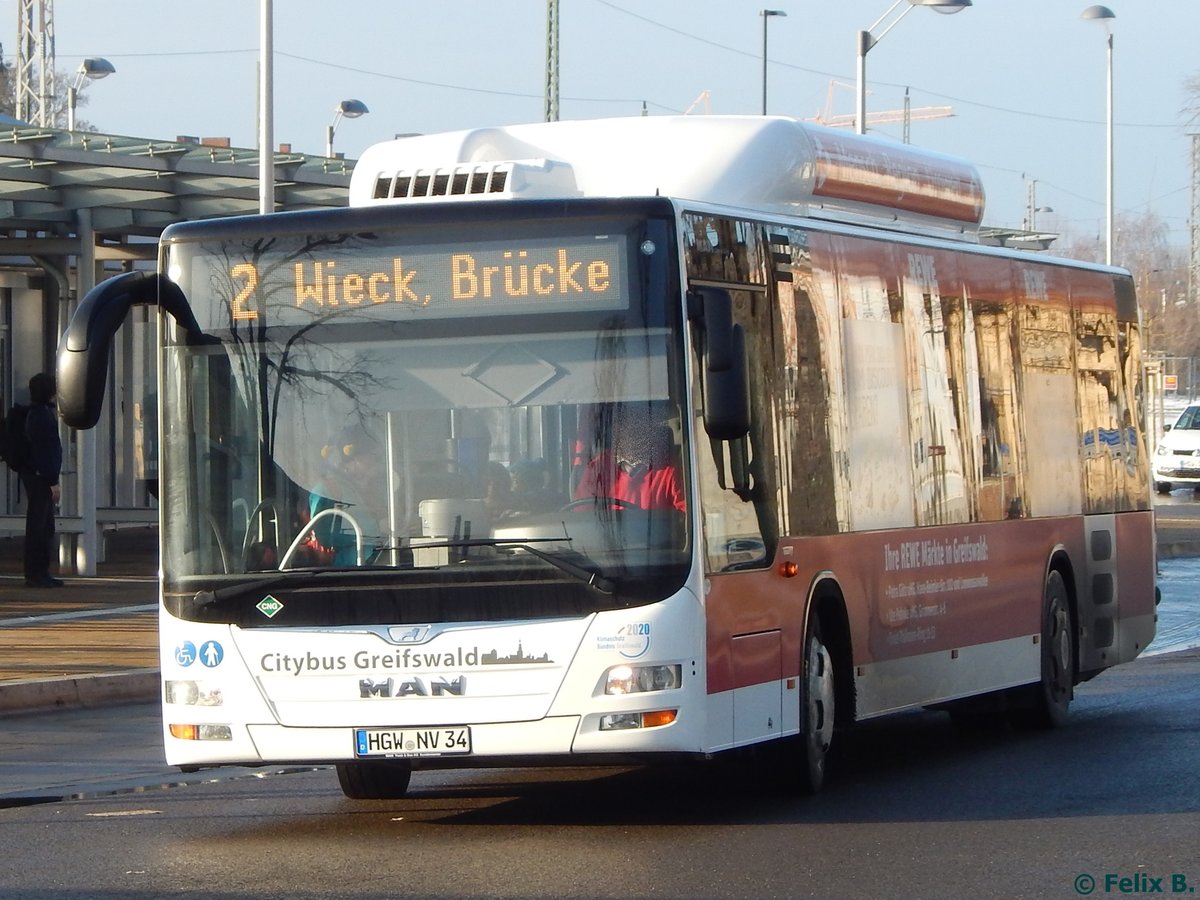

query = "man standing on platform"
[[22, 372, 63, 588]]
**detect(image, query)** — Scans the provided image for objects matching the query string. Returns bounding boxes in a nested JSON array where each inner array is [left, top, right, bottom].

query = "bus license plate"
[[354, 726, 471, 758]]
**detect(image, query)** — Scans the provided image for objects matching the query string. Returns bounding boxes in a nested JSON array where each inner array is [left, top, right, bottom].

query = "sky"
[[9, 0, 1200, 255]]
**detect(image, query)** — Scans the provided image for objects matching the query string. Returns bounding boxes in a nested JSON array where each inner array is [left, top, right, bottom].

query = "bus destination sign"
[[185, 233, 628, 328]]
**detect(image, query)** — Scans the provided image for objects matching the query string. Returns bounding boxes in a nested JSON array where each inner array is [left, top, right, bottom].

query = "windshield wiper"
[[196, 535, 614, 607], [377, 536, 615, 594], [496, 540, 615, 594], [195, 566, 392, 607]]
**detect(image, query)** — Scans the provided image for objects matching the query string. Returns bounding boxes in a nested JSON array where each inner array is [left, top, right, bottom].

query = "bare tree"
[[0, 55, 13, 119], [1060, 208, 1191, 357], [1184, 73, 1200, 128]]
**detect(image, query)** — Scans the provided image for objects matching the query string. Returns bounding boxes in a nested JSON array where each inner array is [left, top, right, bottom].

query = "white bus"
[[58, 116, 1156, 797]]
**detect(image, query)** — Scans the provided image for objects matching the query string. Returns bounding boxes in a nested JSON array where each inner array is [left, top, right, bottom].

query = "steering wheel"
[[561, 496, 637, 512]]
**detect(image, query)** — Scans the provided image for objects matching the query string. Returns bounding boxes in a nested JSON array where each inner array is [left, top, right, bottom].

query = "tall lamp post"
[[1081, 5, 1115, 265], [855, 0, 971, 135], [761, 9, 787, 115], [260, 0, 274, 215], [1023, 178, 1055, 231], [67, 57, 115, 132], [326, 99, 370, 158]]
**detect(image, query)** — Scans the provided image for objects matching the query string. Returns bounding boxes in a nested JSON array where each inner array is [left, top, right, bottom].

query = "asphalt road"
[[0, 647, 1197, 899]]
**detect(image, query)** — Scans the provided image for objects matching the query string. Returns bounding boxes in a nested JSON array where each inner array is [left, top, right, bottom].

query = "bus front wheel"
[[798, 622, 836, 794], [336, 760, 413, 799]]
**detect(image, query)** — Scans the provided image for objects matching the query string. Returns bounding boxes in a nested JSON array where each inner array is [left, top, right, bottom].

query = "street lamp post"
[[1023, 178, 1055, 231], [259, 0, 274, 215], [761, 9, 787, 116], [855, 0, 971, 135], [1081, 5, 1115, 265], [1029, 206, 1054, 231], [326, 99, 370, 158], [67, 57, 115, 132]]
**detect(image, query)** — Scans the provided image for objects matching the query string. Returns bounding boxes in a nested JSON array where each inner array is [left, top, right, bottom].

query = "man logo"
[[388, 625, 431, 644], [359, 676, 466, 698]]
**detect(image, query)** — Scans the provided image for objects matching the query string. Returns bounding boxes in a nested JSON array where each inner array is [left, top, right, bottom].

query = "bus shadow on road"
[[405, 700, 1195, 827]]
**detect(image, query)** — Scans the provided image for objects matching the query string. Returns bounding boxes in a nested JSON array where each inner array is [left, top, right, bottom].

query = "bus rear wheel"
[[1011, 569, 1074, 730], [336, 760, 413, 799], [798, 622, 836, 794]]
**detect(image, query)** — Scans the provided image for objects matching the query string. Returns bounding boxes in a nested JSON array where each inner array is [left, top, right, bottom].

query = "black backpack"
[[1, 403, 33, 473]]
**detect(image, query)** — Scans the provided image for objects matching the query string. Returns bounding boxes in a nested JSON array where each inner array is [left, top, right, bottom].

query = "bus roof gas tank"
[[351, 116, 986, 241]]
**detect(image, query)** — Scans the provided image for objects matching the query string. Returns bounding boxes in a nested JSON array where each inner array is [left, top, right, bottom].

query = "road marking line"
[[0, 605, 157, 628]]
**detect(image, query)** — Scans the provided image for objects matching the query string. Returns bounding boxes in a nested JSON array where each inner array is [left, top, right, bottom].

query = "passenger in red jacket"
[[574, 409, 685, 512]]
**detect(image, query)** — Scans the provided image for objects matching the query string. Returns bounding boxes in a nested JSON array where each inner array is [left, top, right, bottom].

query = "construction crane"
[[15, 0, 55, 127], [807, 81, 951, 142], [684, 90, 712, 116]]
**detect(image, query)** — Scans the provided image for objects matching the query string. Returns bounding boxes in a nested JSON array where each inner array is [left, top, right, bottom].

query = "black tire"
[[798, 621, 836, 794], [1012, 569, 1074, 729], [1155, 482, 1171, 495], [336, 760, 413, 799]]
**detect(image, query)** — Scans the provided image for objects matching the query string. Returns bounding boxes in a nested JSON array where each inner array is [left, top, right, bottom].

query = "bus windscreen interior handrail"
[[279, 507, 364, 569]]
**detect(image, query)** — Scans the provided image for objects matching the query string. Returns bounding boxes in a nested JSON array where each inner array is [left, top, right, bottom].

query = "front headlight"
[[1155, 443, 1168, 456], [168, 723, 233, 741], [164, 680, 224, 706], [599, 709, 677, 730], [604, 664, 681, 695]]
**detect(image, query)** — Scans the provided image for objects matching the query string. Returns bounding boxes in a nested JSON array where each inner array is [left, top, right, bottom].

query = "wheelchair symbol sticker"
[[174, 641, 197, 667]]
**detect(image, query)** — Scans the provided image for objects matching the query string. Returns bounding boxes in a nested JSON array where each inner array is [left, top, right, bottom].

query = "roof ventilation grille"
[[369, 159, 575, 204]]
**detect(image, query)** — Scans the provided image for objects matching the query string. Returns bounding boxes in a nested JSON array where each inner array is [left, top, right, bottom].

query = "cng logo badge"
[[256, 595, 284, 618]]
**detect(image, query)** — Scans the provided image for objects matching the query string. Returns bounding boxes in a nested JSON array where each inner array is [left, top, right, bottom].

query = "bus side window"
[[775, 242, 839, 538], [694, 288, 773, 572], [969, 293, 1026, 522]]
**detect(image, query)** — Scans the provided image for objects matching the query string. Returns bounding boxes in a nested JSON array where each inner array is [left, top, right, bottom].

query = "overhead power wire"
[[69, 19, 1183, 130]]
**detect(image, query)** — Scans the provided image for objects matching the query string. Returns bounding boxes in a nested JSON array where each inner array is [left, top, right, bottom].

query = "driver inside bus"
[[303, 426, 384, 566], [573, 404, 685, 512]]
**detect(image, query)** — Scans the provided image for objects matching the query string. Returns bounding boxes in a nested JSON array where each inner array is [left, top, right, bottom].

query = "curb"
[[1156, 541, 1200, 560], [0, 670, 159, 716]]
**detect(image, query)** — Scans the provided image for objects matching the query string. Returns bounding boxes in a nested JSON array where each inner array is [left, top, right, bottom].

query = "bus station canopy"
[[0, 126, 351, 257], [0, 125, 353, 564]]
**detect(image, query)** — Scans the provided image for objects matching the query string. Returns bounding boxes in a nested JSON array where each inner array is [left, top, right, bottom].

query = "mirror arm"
[[58, 272, 203, 429]]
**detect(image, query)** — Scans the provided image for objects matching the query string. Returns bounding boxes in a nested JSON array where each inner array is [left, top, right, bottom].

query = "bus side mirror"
[[57, 271, 201, 429], [688, 287, 750, 441]]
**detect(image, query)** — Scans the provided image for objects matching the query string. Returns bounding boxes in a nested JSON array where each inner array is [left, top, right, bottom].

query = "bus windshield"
[[158, 204, 690, 622]]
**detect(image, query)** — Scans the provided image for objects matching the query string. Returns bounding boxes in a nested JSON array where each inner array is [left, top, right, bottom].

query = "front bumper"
[[1153, 463, 1200, 485]]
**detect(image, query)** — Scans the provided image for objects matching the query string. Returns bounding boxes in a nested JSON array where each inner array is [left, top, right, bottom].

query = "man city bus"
[[57, 116, 1156, 798]]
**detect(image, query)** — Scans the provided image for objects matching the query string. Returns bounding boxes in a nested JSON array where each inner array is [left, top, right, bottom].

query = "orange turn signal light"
[[778, 560, 798, 577], [642, 709, 678, 728], [169, 723, 199, 740]]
